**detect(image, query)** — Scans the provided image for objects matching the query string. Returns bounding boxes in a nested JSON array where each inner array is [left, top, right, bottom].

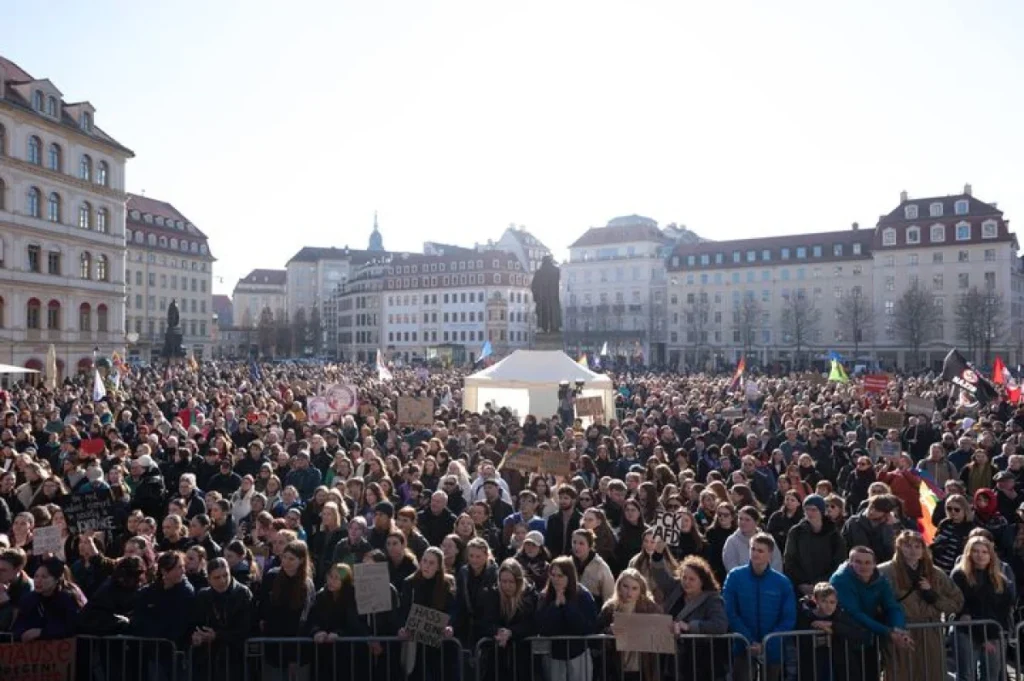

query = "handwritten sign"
[[875, 411, 905, 430], [541, 450, 572, 478], [905, 396, 935, 417], [62, 491, 115, 535], [575, 396, 603, 419], [32, 526, 65, 560], [864, 374, 890, 394], [0, 639, 76, 681], [398, 396, 434, 427], [613, 612, 676, 654], [406, 604, 449, 648], [651, 511, 684, 546], [500, 445, 571, 477], [354, 562, 393, 615], [720, 407, 744, 421]]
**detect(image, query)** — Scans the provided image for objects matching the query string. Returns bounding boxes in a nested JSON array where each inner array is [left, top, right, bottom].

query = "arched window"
[[96, 254, 109, 281], [27, 187, 41, 217], [46, 96, 58, 117], [97, 161, 109, 187], [26, 298, 40, 329], [27, 136, 41, 165], [78, 202, 92, 229], [79, 155, 92, 181], [32, 90, 43, 111], [96, 207, 109, 233], [47, 143, 61, 172], [47, 193, 61, 222], [46, 300, 61, 330], [80, 252, 92, 279], [79, 303, 92, 331], [97, 304, 108, 332]]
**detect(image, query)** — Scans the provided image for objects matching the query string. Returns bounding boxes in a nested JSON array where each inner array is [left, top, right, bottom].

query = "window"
[[80, 252, 92, 279], [833, 244, 844, 256], [79, 303, 91, 331], [955, 200, 969, 215], [985, 272, 996, 290], [81, 112, 92, 131], [905, 205, 918, 219], [46, 96, 58, 117], [908, 253, 918, 266], [929, 202, 943, 217], [958, 250, 969, 263], [812, 246, 822, 257], [26, 299, 40, 329], [96, 255, 109, 281], [136, 271, 142, 286], [0, 178, 5, 211], [47, 143, 61, 172], [97, 161, 108, 187], [97, 305, 108, 332], [47, 193, 61, 222], [746, 250, 756, 262], [906, 226, 920, 244], [732, 251, 741, 263], [955, 222, 971, 240], [27, 245, 41, 272], [46, 251, 60, 275], [32, 90, 44, 110], [933, 274, 943, 290], [27, 136, 41, 165], [78, 202, 92, 229], [796, 247, 807, 258], [96, 208, 108, 233], [885, 300, 895, 316], [882, 228, 896, 246], [885, 276, 895, 292], [885, 255, 895, 267], [958, 273, 969, 289], [79, 155, 92, 181], [933, 252, 943, 264], [853, 243, 862, 255], [985, 249, 996, 262], [46, 300, 60, 330], [982, 220, 998, 238], [781, 248, 790, 260]]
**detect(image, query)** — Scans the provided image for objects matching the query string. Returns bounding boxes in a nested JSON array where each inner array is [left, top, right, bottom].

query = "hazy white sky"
[[5, 1, 1022, 294]]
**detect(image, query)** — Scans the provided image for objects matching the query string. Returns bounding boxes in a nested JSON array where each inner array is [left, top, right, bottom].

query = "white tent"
[[463, 350, 615, 422], [0, 364, 38, 374]]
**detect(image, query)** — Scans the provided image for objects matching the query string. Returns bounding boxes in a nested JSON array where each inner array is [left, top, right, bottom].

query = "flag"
[[942, 348, 998, 406], [188, 354, 199, 372], [729, 357, 746, 390], [827, 350, 843, 363], [600, 341, 609, 356], [376, 349, 393, 381], [1009, 378, 1022, 404], [828, 359, 849, 384], [111, 370, 121, 391], [918, 480, 939, 544], [92, 369, 106, 402], [993, 356, 1010, 385], [249, 360, 263, 383], [577, 353, 588, 368], [479, 341, 493, 362]]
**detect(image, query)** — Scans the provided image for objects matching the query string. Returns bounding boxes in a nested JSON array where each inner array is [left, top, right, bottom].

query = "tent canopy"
[[0, 364, 39, 374], [463, 350, 615, 421]]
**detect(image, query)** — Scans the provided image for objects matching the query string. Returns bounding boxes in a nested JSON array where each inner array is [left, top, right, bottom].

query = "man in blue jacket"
[[723, 533, 797, 681]]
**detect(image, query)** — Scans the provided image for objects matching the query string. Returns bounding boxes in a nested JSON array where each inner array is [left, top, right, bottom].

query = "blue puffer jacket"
[[829, 561, 905, 638], [722, 563, 796, 664]]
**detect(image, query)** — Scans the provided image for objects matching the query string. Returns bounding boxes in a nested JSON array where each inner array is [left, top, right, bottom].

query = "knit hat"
[[136, 454, 155, 470], [523, 531, 544, 547], [374, 500, 395, 518], [802, 494, 827, 515]]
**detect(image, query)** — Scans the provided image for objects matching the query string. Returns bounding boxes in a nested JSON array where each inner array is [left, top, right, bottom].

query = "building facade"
[[233, 269, 287, 328], [334, 260, 386, 363], [124, 194, 215, 361], [0, 56, 134, 377], [478, 225, 552, 273]]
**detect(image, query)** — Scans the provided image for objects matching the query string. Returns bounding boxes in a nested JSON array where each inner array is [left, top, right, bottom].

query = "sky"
[[5, 1, 1023, 295]]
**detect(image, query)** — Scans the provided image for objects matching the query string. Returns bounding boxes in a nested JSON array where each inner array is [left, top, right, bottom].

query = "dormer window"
[[955, 199, 969, 215], [143, 214, 152, 223], [906, 226, 921, 244], [81, 112, 92, 132], [170, 238, 178, 250], [882, 228, 897, 246], [955, 222, 971, 241], [930, 224, 945, 242], [982, 220, 998, 239], [32, 90, 44, 111], [930, 202, 943, 217], [46, 96, 58, 117], [155, 216, 164, 226], [904, 205, 918, 220], [852, 243, 862, 255], [199, 244, 208, 254], [130, 210, 140, 219]]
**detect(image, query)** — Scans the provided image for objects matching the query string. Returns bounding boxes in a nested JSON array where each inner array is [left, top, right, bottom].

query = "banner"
[[863, 374, 890, 393], [325, 383, 358, 415], [307, 397, 334, 427], [398, 396, 434, 427], [499, 444, 571, 477], [0, 639, 76, 681], [875, 411, 905, 430], [942, 348, 998, 407]]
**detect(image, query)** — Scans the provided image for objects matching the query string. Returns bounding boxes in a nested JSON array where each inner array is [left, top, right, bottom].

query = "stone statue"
[[163, 299, 184, 359], [167, 299, 180, 328], [531, 256, 562, 334]]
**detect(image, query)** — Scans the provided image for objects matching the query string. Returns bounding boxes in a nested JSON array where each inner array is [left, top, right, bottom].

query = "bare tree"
[[835, 291, 875, 359], [780, 290, 821, 370], [257, 307, 275, 358], [684, 291, 711, 370], [893, 280, 942, 370], [274, 311, 292, 358], [956, 287, 1006, 364], [736, 296, 763, 362]]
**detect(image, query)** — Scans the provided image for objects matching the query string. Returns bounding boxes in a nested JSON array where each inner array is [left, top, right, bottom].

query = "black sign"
[[63, 491, 116, 535]]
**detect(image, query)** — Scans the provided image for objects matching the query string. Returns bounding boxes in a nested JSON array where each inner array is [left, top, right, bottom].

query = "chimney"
[[964, 183, 972, 196], [851, 221, 859, 231], [900, 190, 908, 203]]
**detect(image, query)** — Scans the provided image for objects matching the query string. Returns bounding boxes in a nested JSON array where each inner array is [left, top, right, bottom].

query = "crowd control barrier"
[[76, 635, 187, 681]]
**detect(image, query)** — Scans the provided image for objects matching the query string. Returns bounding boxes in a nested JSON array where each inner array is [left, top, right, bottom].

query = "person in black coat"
[[258, 540, 316, 676], [544, 486, 581, 559], [398, 547, 456, 681], [478, 559, 538, 681], [131, 550, 196, 681], [209, 499, 238, 547], [418, 492, 457, 548], [130, 459, 167, 520], [190, 558, 253, 681], [308, 562, 369, 681], [453, 538, 499, 649], [188, 514, 223, 559], [78, 555, 147, 636]]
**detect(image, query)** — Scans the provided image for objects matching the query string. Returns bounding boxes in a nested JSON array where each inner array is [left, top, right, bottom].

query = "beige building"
[[124, 194, 215, 361], [334, 260, 386, 363], [233, 269, 287, 327], [0, 55, 133, 377]]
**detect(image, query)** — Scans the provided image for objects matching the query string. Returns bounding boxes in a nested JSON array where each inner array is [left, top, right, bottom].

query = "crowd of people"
[[0, 359, 1022, 681]]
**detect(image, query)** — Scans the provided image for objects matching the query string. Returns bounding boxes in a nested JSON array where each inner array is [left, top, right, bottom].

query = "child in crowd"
[[796, 582, 871, 681]]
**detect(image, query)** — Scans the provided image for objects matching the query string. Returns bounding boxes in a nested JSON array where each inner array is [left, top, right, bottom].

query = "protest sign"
[[405, 604, 449, 648], [651, 510, 684, 545], [905, 396, 935, 417], [880, 440, 901, 458], [62, 491, 115, 535], [875, 411, 905, 430], [0, 639, 76, 681], [398, 396, 434, 427], [325, 383, 358, 415], [720, 407, 744, 421], [354, 562, 393, 615], [613, 612, 676, 654], [359, 402, 378, 420], [32, 525, 65, 560], [541, 449, 572, 478], [307, 396, 333, 427], [499, 445, 543, 473], [864, 374, 890, 394], [574, 396, 603, 418]]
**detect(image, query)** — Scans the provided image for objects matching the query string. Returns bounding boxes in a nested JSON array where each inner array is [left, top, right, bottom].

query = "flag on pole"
[[942, 348, 998, 406], [729, 357, 746, 390], [577, 353, 588, 368], [993, 356, 1010, 385], [918, 480, 939, 544], [600, 341, 608, 356], [188, 353, 199, 372], [92, 369, 106, 402], [376, 349, 393, 381], [828, 359, 849, 384], [479, 341, 493, 362]]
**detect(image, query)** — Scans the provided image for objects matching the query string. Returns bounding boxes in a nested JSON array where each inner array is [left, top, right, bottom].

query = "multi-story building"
[[334, 259, 386, 363], [0, 56, 134, 377], [382, 251, 534, 364], [124, 194, 215, 361], [233, 269, 287, 327], [477, 225, 552, 273]]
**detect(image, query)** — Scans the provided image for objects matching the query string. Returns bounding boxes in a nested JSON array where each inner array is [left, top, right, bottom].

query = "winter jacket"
[[722, 530, 782, 574], [12, 590, 81, 641], [951, 566, 1012, 643], [192, 579, 253, 647], [418, 507, 457, 547], [841, 513, 896, 563], [783, 518, 846, 590], [545, 509, 581, 559], [574, 552, 615, 607], [453, 562, 498, 645], [284, 467, 322, 501], [78, 577, 140, 636], [130, 469, 166, 520], [131, 579, 196, 648], [535, 585, 598, 660], [722, 564, 796, 664], [829, 561, 905, 638], [930, 518, 974, 573]]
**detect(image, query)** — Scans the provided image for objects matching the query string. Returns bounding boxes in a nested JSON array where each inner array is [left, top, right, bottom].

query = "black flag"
[[941, 349, 998, 407]]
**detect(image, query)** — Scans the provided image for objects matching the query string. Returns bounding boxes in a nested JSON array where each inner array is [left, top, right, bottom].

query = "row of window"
[[388, 259, 520, 275], [127, 317, 207, 338], [4, 128, 111, 185], [128, 210, 190, 232], [7, 184, 112, 231], [0, 298, 109, 332], [29, 90, 93, 132], [387, 309, 529, 325], [126, 269, 207, 293], [21, 245, 110, 281], [126, 295, 206, 315], [386, 291, 530, 307], [387, 329, 527, 344], [904, 200, 970, 220], [879, 249, 998, 267], [129, 250, 209, 272], [126, 229, 207, 255], [388, 272, 526, 289], [672, 242, 866, 270], [884, 272, 997, 292], [881, 221, 998, 246]]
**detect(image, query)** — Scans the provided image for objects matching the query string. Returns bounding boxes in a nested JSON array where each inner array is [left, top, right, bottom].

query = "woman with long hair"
[[931, 494, 974, 574], [951, 536, 1011, 681], [722, 506, 781, 573], [308, 563, 363, 681], [765, 490, 803, 554], [615, 499, 646, 570], [571, 528, 615, 607], [513, 531, 550, 591], [12, 556, 85, 641], [597, 569, 664, 681], [78, 555, 148, 636], [185, 545, 209, 591], [581, 508, 618, 571], [310, 501, 345, 587], [671, 555, 730, 679], [258, 540, 316, 681], [878, 531, 963, 681], [386, 530, 419, 592], [704, 502, 736, 584], [536, 556, 597, 681], [398, 546, 456, 681], [479, 559, 537, 681], [628, 529, 679, 604], [224, 539, 261, 587], [671, 508, 707, 562]]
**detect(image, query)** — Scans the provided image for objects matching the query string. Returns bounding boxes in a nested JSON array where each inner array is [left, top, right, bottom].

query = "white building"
[[233, 269, 287, 328], [124, 194, 215, 361], [334, 260, 387, 363], [477, 225, 552, 273], [0, 55, 134, 377]]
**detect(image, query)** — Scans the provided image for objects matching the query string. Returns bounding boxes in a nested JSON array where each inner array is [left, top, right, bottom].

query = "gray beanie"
[[802, 494, 827, 515]]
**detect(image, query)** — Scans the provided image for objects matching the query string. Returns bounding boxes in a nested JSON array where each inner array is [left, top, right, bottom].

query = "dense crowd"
[[0, 360, 1022, 681]]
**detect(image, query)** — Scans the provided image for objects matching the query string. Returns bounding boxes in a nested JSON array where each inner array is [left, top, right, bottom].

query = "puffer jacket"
[[829, 561, 905, 638], [783, 518, 846, 589], [723, 563, 795, 664]]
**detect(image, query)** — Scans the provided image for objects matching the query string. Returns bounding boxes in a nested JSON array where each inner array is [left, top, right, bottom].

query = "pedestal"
[[533, 332, 565, 351], [163, 327, 185, 359]]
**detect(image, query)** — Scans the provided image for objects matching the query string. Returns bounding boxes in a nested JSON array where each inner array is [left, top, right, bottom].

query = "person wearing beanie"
[[784, 493, 847, 596], [368, 500, 395, 551]]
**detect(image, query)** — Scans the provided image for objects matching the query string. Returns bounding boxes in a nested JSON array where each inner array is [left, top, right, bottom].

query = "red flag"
[[1009, 383, 1021, 404], [729, 357, 746, 390], [993, 356, 1008, 385]]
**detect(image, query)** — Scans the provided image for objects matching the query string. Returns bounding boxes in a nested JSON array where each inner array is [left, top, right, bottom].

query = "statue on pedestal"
[[163, 299, 185, 360], [531, 256, 562, 334]]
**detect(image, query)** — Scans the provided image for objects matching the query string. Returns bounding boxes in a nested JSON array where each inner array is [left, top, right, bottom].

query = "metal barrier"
[[76, 635, 186, 681], [762, 619, 1007, 681], [474, 633, 751, 681], [244, 636, 465, 681]]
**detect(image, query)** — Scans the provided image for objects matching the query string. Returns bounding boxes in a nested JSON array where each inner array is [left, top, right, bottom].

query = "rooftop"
[[570, 215, 672, 248], [237, 268, 287, 286]]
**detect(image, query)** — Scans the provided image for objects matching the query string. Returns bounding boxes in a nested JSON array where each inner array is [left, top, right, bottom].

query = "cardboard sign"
[[500, 445, 571, 477], [864, 374, 890, 394], [801, 372, 827, 386], [354, 562, 393, 615], [398, 396, 434, 427], [905, 396, 935, 417], [0, 639, 76, 681], [62, 491, 116, 535], [325, 383, 358, 415], [574, 396, 604, 418], [406, 604, 449, 648], [613, 612, 676, 654], [720, 408, 744, 421], [651, 511, 684, 545], [32, 525, 65, 560], [881, 440, 901, 458], [307, 396, 334, 427], [875, 411, 905, 430], [541, 449, 572, 478]]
